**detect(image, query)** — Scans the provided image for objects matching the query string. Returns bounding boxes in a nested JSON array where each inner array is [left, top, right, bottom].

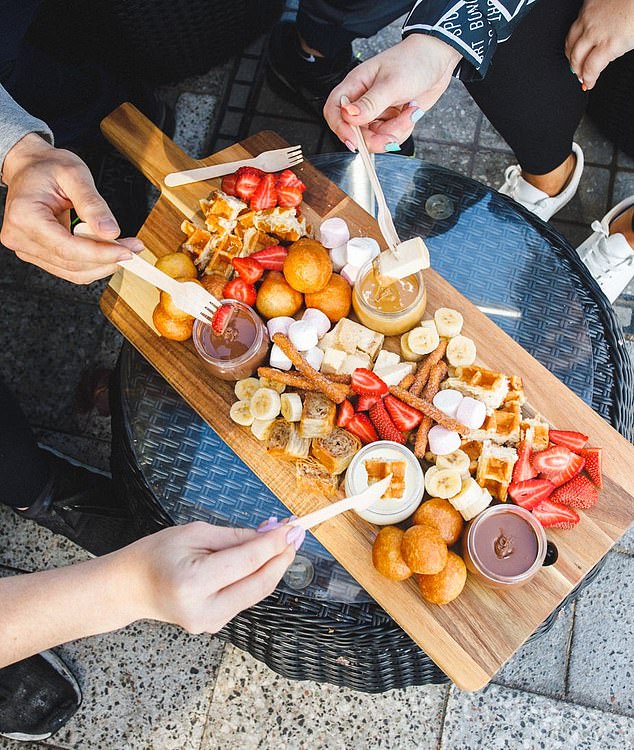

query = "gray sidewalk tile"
[[202, 644, 447, 750], [556, 164, 611, 224], [35, 430, 112, 474], [471, 149, 514, 190], [412, 141, 473, 178], [419, 80, 481, 146], [478, 116, 512, 153], [567, 551, 633, 716], [255, 80, 312, 121], [0, 742, 65, 750], [441, 683, 634, 750], [617, 149, 634, 169], [173, 93, 219, 159], [615, 525, 634, 554], [24, 267, 108, 304], [575, 117, 616, 166], [613, 171, 634, 203]]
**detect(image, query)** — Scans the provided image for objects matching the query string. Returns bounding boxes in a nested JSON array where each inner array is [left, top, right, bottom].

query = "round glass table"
[[111, 154, 633, 691]]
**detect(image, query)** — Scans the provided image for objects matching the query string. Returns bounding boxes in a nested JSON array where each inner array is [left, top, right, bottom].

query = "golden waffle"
[[504, 374, 526, 408], [200, 191, 247, 222], [476, 440, 517, 502], [521, 417, 550, 451], [461, 440, 483, 475], [364, 459, 407, 499], [253, 207, 307, 242], [443, 365, 510, 410], [468, 401, 521, 446]]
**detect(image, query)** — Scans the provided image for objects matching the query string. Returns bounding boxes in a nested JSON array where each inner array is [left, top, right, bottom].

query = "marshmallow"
[[319, 217, 350, 249], [432, 389, 464, 419], [330, 243, 348, 272], [456, 397, 487, 429], [266, 316, 295, 338], [346, 237, 380, 267], [269, 343, 292, 371], [288, 320, 319, 352], [340, 263, 361, 285], [428, 425, 462, 456], [302, 308, 331, 337], [304, 346, 324, 371]]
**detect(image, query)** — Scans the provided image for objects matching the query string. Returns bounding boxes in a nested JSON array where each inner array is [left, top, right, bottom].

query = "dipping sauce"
[[192, 300, 269, 381], [352, 260, 427, 336], [462, 505, 547, 588]]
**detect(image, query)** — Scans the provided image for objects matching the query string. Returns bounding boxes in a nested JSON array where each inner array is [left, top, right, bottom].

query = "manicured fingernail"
[[410, 108, 425, 124], [384, 142, 401, 152], [257, 516, 281, 533], [130, 239, 144, 253], [98, 218, 119, 233], [117, 252, 133, 261], [342, 102, 360, 116], [344, 140, 357, 153], [581, 83, 587, 92], [286, 525, 305, 550], [569, 65, 575, 75]]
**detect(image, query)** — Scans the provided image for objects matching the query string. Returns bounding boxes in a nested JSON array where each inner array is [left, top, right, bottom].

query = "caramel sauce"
[[358, 267, 420, 313]]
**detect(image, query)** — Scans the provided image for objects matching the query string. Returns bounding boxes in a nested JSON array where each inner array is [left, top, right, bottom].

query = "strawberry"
[[512, 440, 538, 483], [221, 173, 238, 196], [383, 394, 423, 431], [250, 173, 277, 210], [579, 447, 603, 488], [550, 473, 599, 509], [532, 445, 585, 487], [222, 278, 257, 307], [250, 245, 288, 271], [549, 429, 589, 453], [210, 304, 233, 335], [369, 400, 405, 444], [336, 399, 355, 428], [532, 499, 580, 530], [356, 394, 379, 412], [350, 368, 388, 397], [234, 167, 264, 201], [507, 478, 555, 510], [276, 169, 306, 191], [276, 185, 303, 207], [345, 413, 378, 445], [232, 256, 263, 284]]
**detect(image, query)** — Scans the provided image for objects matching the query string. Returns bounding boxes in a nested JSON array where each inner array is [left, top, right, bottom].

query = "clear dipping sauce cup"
[[192, 300, 269, 381]]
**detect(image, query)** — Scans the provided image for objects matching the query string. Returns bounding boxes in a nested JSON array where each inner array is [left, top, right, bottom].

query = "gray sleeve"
[[0, 84, 54, 181]]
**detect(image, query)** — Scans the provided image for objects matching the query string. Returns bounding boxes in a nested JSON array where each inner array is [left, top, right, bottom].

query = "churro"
[[389, 386, 470, 435], [409, 340, 448, 397], [398, 372, 416, 390]]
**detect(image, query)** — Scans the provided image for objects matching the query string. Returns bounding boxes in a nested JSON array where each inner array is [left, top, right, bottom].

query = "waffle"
[[475, 440, 518, 502], [461, 440, 483, 475], [520, 417, 550, 451], [468, 400, 521, 446], [443, 365, 510, 411], [364, 459, 407, 499]]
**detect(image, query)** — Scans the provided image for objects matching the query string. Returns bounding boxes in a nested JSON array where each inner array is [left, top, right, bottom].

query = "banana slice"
[[461, 487, 493, 521], [249, 388, 281, 421], [234, 377, 261, 402], [280, 393, 302, 422], [407, 326, 440, 356], [425, 467, 462, 500], [434, 307, 464, 338], [251, 418, 275, 441], [424, 465, 442, 495], [229, 400, 254, 427], [258, 376, 286, 394], [436, 449, 471, 477], [447, 478, 482, 512], [446, 335, 477, 367], [400, 332, 423, 362]]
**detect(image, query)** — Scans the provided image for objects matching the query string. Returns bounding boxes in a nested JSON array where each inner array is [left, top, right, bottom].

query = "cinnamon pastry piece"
[[295, 458, 341, 498], [299, 392, 336, 439], [266, 419, 310, 460], [311, 428, 361, 475]]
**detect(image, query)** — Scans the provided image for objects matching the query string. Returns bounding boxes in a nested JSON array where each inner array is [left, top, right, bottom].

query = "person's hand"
[[122, 521, 300, 634], [566, 0, 634, 91], [324, 34, 461, 153], [1, 133, 142, 283]]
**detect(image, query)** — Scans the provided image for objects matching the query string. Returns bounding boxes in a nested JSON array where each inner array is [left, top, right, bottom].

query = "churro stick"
[[413, 362, 448, 457], [398, 372, 416, 390], [389, 386, 470, 436], [258, 367, 354, 397], [409, 340, 448, 397], [272, 333, 349, 404], [327, 373, 352, 384], [414, 416, 432, 458]]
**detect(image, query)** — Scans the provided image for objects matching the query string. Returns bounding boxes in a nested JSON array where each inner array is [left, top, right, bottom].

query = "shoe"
[[0, 650, 81, 741], [498, 143, 584, 221], [576, 196, 634, 303], [15, 449, 139, 557], [266, 21, 415, 156]]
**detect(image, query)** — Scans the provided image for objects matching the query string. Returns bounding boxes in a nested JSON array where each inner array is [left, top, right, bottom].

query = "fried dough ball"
[[418, 551, 467, 605], [159, 278, 202, 320], [412, 499, 464, 546], [155, 252, 197, 279], [283, 238, 332, 293], [304, 273, 351, 323], [152, 305, 194, 341], [256, 271, 303, 319], [372, 526, 413, 581], [401, 524, 448, 575], [200, 272, 228, 299]]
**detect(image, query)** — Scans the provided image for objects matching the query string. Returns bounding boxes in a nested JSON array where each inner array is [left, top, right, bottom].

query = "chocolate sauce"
[[473, 513, 538, 578], [199, 307, 256, 361]]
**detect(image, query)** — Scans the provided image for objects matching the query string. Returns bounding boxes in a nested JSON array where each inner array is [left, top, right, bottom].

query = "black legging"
[[299, 0, 587, 174]]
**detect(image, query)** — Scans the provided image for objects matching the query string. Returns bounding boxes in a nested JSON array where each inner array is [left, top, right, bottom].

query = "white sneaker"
[[576, 196, 634, 303], [499, 143, 584, 221]]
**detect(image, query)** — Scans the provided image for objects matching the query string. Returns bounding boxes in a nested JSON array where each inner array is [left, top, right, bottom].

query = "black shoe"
[[0, 650, 81, 741], [266, 21, 415, 157], [15, 449, 139, 557]]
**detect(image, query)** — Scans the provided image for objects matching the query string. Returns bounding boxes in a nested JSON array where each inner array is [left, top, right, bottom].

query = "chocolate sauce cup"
[[462, 505, 548, 589]]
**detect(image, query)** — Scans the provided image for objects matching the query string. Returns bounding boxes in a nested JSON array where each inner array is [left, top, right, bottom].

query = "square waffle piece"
[[443, 365, 510, 411], [476, 440, 518, 502], [364, 459, 407, 499], [520, 417, 550, 451], [468, 401, 521, 446]]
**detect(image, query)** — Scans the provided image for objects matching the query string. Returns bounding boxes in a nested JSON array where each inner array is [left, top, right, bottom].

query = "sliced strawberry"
[[356, 394, 379, 412], [222, 278, 257, 307], [579, 447, 603, 488], [345, 413, 378, 445], [232, 256, 263, 284], [551, 473, 599, 509], [276, 185, 303, 208], [383, 394, 423, 431], [508, 478, 555, 510], [336, 399, 355, 428], [549, 429, 589, 453], [369, 400, 405, 444], [532, 499, 580, 529], [210, 304, 233, 335], [351, 368, 388, 397], [221, 172, 238, 196], [250, 245, 288, 271], [250, 173, 277, 210], [276, 169, 306, 191], [512, 440, 538, 484], [234, 167, 264, 201], [532, 445, 585, 487]]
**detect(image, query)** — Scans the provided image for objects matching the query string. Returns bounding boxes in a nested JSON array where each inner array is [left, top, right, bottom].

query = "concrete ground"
[[1, 7, 633, 750]]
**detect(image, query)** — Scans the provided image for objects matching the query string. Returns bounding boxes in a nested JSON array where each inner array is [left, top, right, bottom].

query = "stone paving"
[[1, 8, 633, 750]]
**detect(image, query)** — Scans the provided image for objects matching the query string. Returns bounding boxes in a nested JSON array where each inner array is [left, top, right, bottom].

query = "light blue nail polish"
[[384, 142, 401, 153], [410, 108, 425, 124]]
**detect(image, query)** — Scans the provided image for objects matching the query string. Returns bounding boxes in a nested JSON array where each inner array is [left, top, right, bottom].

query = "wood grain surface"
[[100, 104, 634, 691]]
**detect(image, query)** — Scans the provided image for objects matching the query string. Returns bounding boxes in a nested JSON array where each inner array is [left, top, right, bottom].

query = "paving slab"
[[442, 682, 634, 749], [567, 551, 633, 716], [613, 171, 634, 204], [413, 141, 474, 178], [248, 115, 323, 156], [23, 267, 108, 304], [174, 92, 219, 159], [421, 80, 482, 146], [202, 644, 448, 750]]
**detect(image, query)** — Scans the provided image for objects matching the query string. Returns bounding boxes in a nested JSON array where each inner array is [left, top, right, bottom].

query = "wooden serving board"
[[100, 104, 634, 691]]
